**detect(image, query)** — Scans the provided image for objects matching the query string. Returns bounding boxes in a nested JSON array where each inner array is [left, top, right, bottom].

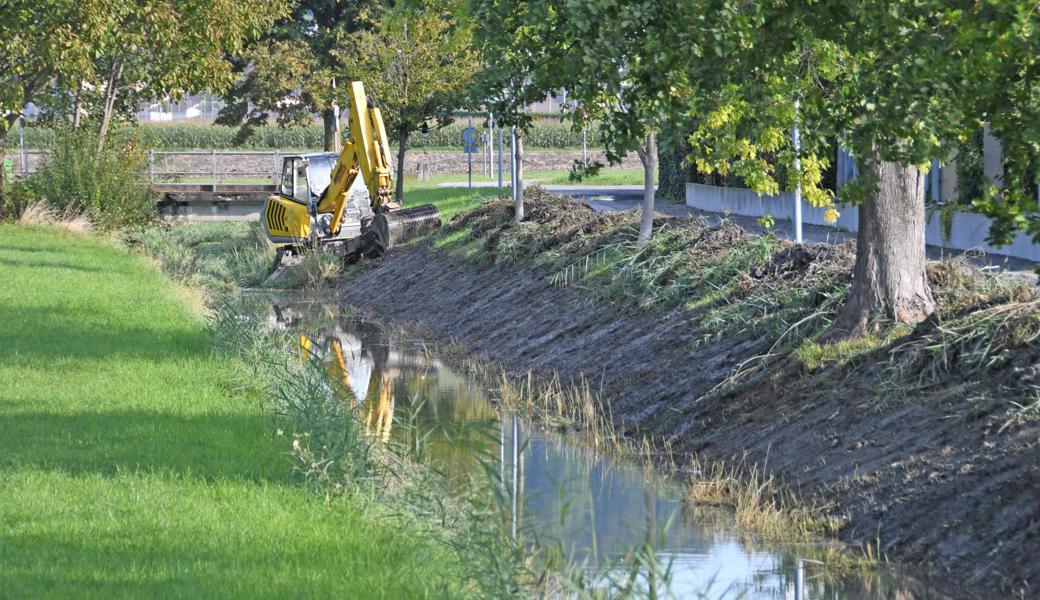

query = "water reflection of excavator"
[[272, 303, 436, 441], [297, 330, 396, 440], [262, 81, 440, 270]]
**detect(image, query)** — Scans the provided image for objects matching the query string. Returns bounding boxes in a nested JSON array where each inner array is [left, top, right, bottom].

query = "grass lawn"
[[0, 225, 466, 598], [403, 183, 502, 221], [403, 166, 651, 188]]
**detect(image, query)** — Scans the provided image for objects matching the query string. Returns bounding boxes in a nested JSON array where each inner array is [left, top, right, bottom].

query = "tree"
[[344, 3, 477, 204], [656, 1, 1039, 336], [546, 1, 690, 246], [0, 0, 109, 212], [468, 0, 558, 221], [89, 0, 287, 152], [217, 0, 384, 151]]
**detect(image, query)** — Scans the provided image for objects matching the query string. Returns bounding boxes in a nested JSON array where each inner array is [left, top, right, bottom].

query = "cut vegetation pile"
[[338, 188, 1040, 598]]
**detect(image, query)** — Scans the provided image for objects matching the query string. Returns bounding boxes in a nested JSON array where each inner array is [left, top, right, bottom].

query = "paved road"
[[438, 181, 1038, 279]]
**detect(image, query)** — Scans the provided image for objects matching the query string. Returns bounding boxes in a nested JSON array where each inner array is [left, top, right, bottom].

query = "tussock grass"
[[274, 248, 343, 289], [686, 459, 843, 544], [15, 200, 92, 233], [496, 369, 621, 453]]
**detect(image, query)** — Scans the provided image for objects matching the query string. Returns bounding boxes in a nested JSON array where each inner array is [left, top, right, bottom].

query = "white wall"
[[686, 182, 1040, 262]]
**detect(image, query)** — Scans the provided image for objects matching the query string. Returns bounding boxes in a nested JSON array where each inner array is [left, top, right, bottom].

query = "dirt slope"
[[337, 196, 1039, 598]]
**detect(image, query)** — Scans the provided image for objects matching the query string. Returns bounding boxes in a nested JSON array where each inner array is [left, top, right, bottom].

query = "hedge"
[[21, 122, 602, 151]]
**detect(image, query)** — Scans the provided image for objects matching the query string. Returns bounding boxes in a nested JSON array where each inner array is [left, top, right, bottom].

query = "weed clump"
[[15, 200, 92, 233]]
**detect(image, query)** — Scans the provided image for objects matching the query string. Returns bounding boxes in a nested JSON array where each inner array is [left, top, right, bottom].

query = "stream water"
[[242, 293, 943, 599]]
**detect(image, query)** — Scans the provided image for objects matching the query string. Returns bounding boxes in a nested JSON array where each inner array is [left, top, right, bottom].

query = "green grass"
[[403, 181, 502, 221], [0, 225, 467, 598], [405, 165, 651, 188], [794, 327, 909, 370]]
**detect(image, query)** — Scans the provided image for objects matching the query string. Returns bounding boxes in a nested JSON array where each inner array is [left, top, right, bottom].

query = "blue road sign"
[[462, 127, 478, 154]]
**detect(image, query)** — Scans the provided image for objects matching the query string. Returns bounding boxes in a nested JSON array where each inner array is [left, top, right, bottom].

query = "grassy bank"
[[0, 225, 471, 597]]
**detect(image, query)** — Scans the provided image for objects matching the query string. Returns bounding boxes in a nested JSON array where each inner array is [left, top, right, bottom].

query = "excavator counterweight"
[[262, 81, 440, 272]]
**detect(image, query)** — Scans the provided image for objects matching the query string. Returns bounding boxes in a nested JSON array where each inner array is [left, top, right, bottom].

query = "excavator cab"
[[262, 81, 441, 271]]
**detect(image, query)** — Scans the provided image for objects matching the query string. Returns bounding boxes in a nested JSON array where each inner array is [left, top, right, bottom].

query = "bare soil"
[[336, 194, 1039, 599]]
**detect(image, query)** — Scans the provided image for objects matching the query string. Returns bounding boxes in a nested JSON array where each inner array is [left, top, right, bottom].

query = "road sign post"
[[462, 124, 478, 191]]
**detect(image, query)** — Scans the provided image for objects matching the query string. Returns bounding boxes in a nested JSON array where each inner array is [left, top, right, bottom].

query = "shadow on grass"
[[0, 306, 213, 366], [0, 410, 284, 484], [0, 256, 119, 274]]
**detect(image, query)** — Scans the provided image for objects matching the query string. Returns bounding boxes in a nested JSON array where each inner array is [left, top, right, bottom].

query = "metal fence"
[[10, 150, 283, 190], [146, 151, 281, 190]]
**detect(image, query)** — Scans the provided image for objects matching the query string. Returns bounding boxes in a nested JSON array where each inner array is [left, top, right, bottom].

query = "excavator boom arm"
[[319, 82, 395, 235]]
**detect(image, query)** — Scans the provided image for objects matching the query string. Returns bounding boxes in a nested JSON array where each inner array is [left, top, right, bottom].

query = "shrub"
[[12, 128, 154, 229]]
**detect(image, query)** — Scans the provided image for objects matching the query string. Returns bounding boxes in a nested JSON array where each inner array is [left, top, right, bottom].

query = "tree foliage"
[[346, 3, 476, 137], [216, 0, 385, 149], [668, 1, 1039, 232], [0, 1, 107, 140], [0, 0, 286, 147], [343, 1, 478, 201]]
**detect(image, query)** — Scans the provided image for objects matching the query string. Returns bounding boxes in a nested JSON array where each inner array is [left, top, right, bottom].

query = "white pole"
[[793, 99, 803, 244], [497, 122, 504, 190], [582, 127, 588, 168], [795, 558, 805, 600], [510, 126, 518, 202], [511, 413, 518, 539]]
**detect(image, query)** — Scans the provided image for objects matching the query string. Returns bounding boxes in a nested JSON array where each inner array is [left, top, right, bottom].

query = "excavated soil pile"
[[339, 190, 1039, 598]]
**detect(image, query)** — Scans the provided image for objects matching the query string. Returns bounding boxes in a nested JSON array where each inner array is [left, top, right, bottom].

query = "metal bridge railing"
[[11, 150, 284, 191]]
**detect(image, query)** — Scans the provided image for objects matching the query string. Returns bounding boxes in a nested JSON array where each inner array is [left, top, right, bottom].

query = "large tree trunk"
[[395, 127, 408, 204], [96, 59, 124, 154], [322, 109, 338, 152], [635, 132, 657, 246], [830, 158, 935, 337]]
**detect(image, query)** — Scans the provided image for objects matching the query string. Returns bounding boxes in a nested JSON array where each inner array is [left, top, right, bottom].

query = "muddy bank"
[[337, 194, 1039, 598]]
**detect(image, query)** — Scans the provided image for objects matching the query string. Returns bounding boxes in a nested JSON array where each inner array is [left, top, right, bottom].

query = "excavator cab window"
[[279, 160, 294, 199], [279, 157, 312, 204], [294, 161, 310, 203]]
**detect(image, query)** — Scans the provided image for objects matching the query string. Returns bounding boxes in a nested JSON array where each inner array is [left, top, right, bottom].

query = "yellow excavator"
[[262, 81, 441, 268]]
